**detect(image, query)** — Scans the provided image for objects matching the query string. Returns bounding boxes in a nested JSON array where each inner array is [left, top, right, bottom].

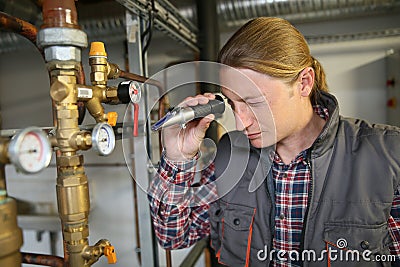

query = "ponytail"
[[311, 56, 328, 105]]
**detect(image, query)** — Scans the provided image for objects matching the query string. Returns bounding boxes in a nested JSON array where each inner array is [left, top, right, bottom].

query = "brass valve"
[[82, 239, 117, 265]]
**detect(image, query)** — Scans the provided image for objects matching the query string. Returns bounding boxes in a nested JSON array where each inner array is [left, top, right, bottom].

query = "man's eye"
[[247, 100, 265, 107]]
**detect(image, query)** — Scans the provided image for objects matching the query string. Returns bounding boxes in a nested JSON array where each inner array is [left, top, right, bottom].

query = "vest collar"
[[311, 91, 340, 158]]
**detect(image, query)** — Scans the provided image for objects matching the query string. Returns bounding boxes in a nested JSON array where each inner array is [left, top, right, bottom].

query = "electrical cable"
[[141, 0, 155, 54]]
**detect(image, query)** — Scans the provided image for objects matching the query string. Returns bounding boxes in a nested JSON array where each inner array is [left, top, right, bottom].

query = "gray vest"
[[209, 92, 400, 267]]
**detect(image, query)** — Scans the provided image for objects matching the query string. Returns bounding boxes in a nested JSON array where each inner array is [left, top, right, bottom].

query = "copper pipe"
[[21, 252, 65, 267], [158, 95, 168, 156], [166, 250, 172, 267], [204, 247, 212, 267], [41, 0, 79, 29], [0, 111, 5, 191], [62, 226, 69, 266], [0, 164, 5, 191], [119, 70, 164, 94], [131, 167, 142, 265], [0, 11, 38, 44], [157, 94, 169, 267], [77, 63, 87, 125]]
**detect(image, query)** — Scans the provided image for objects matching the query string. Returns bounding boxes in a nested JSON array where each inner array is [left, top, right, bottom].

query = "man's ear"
[[297, 67, 315, 97]]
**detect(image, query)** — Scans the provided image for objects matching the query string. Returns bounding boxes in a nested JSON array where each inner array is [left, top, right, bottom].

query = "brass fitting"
[[56, 154, 84, 167], [77, 83, 119, 123], [39, 1, 114, 265], [84, 42, 122, 124], [0, 138, 9, 164], [50, 73, 80, 153], [86, 42, 109, 123], [82, 239, 117, 265], [48, 135, 58, 148], [50, 79, 71, 102], [0, 191, 23, 267], [56, 162, 90, 267], [89, 42, 108, 88], [70, 131, 92, 151], [85, 97, 107, 123], [105, 86, 119, 104], [107, 63, 121, 80], [49, 60, 92, 267]]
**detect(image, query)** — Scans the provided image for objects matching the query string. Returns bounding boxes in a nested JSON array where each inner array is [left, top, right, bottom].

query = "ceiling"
[[166, 0, 400, 31], [1, 0, 400, 57]]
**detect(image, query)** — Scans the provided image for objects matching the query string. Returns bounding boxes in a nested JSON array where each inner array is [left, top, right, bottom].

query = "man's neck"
[[276, 108, 326, 165]]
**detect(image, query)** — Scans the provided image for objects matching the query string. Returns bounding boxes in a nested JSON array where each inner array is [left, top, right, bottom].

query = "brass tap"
[[82, 239, 117, 265]]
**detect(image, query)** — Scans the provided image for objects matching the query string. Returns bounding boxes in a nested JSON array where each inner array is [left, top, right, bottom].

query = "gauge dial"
[[92, 123, 116, 156], [129, 81, 141, 103], [8, 128, 52, 174]]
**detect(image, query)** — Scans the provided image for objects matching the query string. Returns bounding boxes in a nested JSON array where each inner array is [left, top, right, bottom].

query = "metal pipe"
[[0, 11, 38, 44], [77, 63, 87, 125], [119, 69, 164, 93], [41, 0, 79, 29], [0, 111, 5, 191], [196, 0, 220, 142], [0, 163, 5, 191], [179, 238, 208, 267], [166, 249, 172, 267], [21, 252, 65, 267], [196, 0, 219, 63], [39, 0, 92, 266]]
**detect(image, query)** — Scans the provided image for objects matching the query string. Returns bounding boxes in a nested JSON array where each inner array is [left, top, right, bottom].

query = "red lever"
[[133, 103, 139, 137]]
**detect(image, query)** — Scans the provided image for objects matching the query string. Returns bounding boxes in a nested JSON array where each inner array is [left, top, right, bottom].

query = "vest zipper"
[[299, 151, 313, 261], [266, 171, 275, 255]]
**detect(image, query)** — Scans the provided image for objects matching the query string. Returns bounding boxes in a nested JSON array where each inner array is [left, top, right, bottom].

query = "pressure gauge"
[[8, 127, 52, 174], [92, 122, 116, 156], [117, 80, 141, 104]]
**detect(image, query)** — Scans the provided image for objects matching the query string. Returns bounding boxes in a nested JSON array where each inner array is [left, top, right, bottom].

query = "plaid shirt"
[[148, 106, 400, 266], [271, 149, 311, 266]]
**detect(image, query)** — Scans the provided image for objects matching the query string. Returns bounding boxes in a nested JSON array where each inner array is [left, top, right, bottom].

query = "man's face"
[[220, 68, 300, 148]]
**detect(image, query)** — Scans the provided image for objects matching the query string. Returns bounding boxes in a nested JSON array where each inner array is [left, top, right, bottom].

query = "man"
[[148, 17, 400, 266]]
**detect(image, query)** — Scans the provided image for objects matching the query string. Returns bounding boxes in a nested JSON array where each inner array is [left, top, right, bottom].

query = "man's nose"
[[234, 106, 252, 131]]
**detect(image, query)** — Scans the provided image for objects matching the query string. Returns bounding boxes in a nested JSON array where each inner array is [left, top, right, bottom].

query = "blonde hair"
[[218, 17, 328, 104]]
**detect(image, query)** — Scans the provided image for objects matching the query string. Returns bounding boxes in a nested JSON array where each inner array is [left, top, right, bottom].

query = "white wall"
[[310, 38, 400, 124]]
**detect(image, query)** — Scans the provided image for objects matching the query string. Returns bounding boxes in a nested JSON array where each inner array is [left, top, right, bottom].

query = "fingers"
[[197, 114, 215, 128], [179, 93, 216, 108]]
